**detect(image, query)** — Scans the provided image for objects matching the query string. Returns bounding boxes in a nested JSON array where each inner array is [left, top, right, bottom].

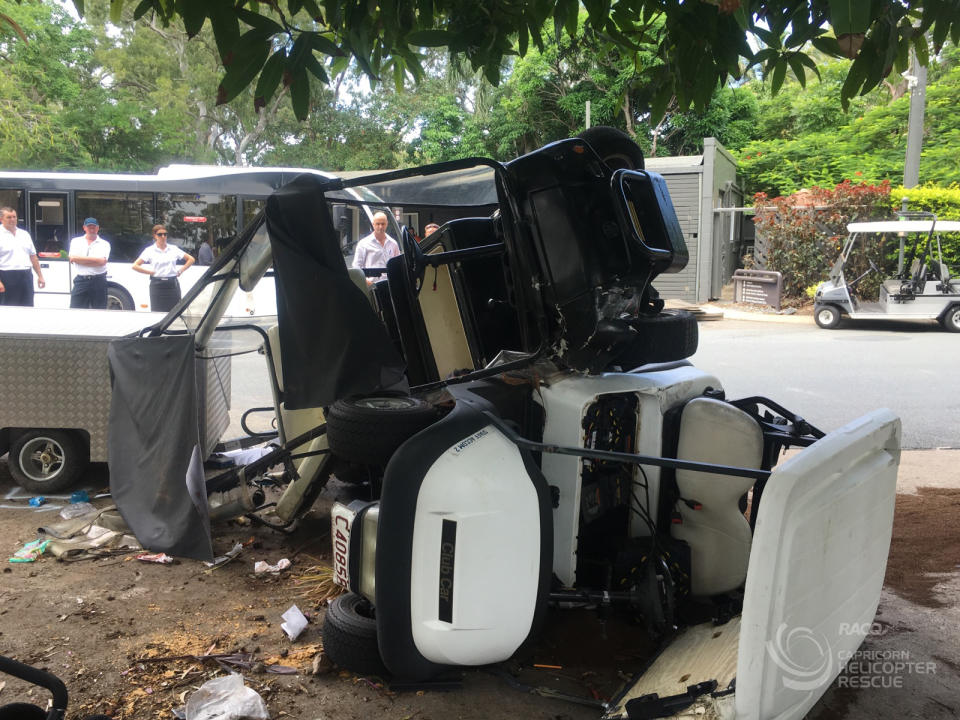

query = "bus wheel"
[[106, 285, 135, 311], [9, 429, 88, 493]]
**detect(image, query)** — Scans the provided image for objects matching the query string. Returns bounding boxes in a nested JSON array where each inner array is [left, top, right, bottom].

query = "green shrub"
[[890, 184, 960, 267], [753, 180, 892, 298]]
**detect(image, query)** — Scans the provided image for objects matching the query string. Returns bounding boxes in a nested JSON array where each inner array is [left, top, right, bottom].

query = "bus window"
[[242, 197, 265, 227], [0, 189, 25, 223], [157, 193, 237, 259], [76, 191, 154, 262]]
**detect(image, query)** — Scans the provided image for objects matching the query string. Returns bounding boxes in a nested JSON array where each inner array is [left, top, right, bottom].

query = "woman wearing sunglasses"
[[132, 224, 196, 312]]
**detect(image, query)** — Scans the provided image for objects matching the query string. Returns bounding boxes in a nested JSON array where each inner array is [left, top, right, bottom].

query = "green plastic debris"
[[9, 539, 50, 563]]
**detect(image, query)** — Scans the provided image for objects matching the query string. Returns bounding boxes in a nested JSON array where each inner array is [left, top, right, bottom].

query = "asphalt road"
[[692, 317, 959, 449], [225, 315, 959, 450]]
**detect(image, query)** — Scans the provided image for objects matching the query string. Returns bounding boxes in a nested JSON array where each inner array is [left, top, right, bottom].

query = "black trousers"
[[149, 276, 181, 312], [0, 269, 35, 306], [70, 273, 107, 309]]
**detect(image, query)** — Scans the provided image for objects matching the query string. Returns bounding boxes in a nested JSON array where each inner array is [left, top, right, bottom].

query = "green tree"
[[43, 1, 959, 123], [737, 44, 960, 196]]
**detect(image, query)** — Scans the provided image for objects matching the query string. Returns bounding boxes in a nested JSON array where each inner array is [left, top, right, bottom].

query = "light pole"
[[902, 47, 927, 206]]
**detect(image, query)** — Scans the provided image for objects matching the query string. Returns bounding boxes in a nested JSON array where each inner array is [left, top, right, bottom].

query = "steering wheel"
[[401, 225, 427, 293]]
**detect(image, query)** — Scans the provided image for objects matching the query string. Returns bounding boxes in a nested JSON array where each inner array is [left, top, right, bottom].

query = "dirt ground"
[[1, 461, 958, 720]]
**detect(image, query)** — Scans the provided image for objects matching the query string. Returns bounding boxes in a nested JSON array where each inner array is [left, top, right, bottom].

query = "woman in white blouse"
[[132, 224, 196, 312]]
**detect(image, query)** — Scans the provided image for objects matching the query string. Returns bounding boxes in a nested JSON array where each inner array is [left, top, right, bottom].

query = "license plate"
[[331, 502, 356, 588]]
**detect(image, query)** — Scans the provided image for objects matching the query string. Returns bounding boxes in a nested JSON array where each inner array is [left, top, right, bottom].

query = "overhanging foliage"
[[35, 0, 960, 121]]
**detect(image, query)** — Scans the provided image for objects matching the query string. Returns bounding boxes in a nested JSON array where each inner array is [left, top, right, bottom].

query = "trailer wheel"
[[322, 593, 387, 676], [9, 429, 87, 493], [106, 284, 135, 311], [578, 126, 645, 170], [814, 304, 842, 329], [941, 305, 960, 333], [611, 310, 698, 370], [326, 396, 437, 467]]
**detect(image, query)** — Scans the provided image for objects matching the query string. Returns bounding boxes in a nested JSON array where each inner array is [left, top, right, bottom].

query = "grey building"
[[645, 138, 743, 303]]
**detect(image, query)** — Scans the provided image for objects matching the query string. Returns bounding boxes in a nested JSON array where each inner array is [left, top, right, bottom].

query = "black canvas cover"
[[107, 334, 212, 561], [266, 173, 406, 409]]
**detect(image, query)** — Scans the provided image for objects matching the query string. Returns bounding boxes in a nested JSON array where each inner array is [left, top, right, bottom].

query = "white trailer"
[[0, 307, 230, 493]]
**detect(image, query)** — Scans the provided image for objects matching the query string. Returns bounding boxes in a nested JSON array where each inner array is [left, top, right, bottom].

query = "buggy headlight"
[[356, 505, 379, 602]]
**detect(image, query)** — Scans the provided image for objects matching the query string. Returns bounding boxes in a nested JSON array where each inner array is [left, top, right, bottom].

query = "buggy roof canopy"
[[847, 220, 960, 233]]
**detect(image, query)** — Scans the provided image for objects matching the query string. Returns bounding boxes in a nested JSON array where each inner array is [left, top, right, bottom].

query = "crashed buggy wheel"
[[9, 429, 87, 493], [322, 593, 387, 677], [578, 126, 645, 170], [610, 310, 699, 370], [326, 396, 437, 467], [814, 304, 842, 329]]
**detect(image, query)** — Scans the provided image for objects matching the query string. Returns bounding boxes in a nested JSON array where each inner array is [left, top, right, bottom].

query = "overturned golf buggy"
[[114, 130, 900, 719], [301, 135, 899, 719]]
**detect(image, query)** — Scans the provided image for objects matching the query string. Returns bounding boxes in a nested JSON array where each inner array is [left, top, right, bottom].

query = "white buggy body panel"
[[735, 408, 900, 719], [536, 366, 722, 586], [409, 424, 543, 665]]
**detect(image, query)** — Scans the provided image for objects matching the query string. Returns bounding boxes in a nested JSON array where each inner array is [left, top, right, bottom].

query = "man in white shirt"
[[68, 217, 111, 309], [352, 211, 400, 285], [0, 206, 45, 306]]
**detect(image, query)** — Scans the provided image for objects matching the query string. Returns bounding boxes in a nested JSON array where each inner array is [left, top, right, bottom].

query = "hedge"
[[890, 185, 960, 266]]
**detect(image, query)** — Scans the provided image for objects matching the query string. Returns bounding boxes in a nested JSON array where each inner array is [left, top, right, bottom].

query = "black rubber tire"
[[322, 593, 387, 676], [941, 305, 960, 333], [814, 304, 842, 329], [611, 310, 699, 369], [578, 126, 645, 170], [0, 703, 47, 720], [8, 429, 87, 493], [106, 284, 135, 311], [326, 396, 437, 467]]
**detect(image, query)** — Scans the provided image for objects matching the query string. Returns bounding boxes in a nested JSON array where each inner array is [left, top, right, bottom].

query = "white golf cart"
[[814, 215, 960, 331]]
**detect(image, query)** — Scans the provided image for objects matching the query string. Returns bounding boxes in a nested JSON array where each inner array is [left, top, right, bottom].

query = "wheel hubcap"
[[356, 397, 418, 411], [19, 437, 65, 482]]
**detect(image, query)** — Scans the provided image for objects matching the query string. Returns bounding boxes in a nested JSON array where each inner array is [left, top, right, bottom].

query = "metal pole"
[[585, 100, 591, 129], [902, 47, 927, 209]]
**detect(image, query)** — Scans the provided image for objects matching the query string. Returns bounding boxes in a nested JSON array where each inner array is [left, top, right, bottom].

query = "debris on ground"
[[292, 563, 344, 607], [59, 501, 97, 520], [254, 558, 291, 575], [9, 538, 49, 563], [280, 605, 309, 641], [204, 542, 245, 569], [183, 673, 270, 720], [137, 552, 175, 565]]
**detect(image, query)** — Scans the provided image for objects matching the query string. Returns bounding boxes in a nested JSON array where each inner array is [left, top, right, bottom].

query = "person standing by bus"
[[0, 206, 45, 306], [132, 224, 196, 312], [69, 218, 111, 309], [352, 211, 399, 285]]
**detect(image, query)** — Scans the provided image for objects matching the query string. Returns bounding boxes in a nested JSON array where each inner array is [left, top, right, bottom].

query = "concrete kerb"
[[696, 301, 812, 324]]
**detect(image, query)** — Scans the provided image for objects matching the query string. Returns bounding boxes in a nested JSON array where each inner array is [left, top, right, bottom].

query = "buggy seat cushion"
[[670, 397, 763, 596]]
